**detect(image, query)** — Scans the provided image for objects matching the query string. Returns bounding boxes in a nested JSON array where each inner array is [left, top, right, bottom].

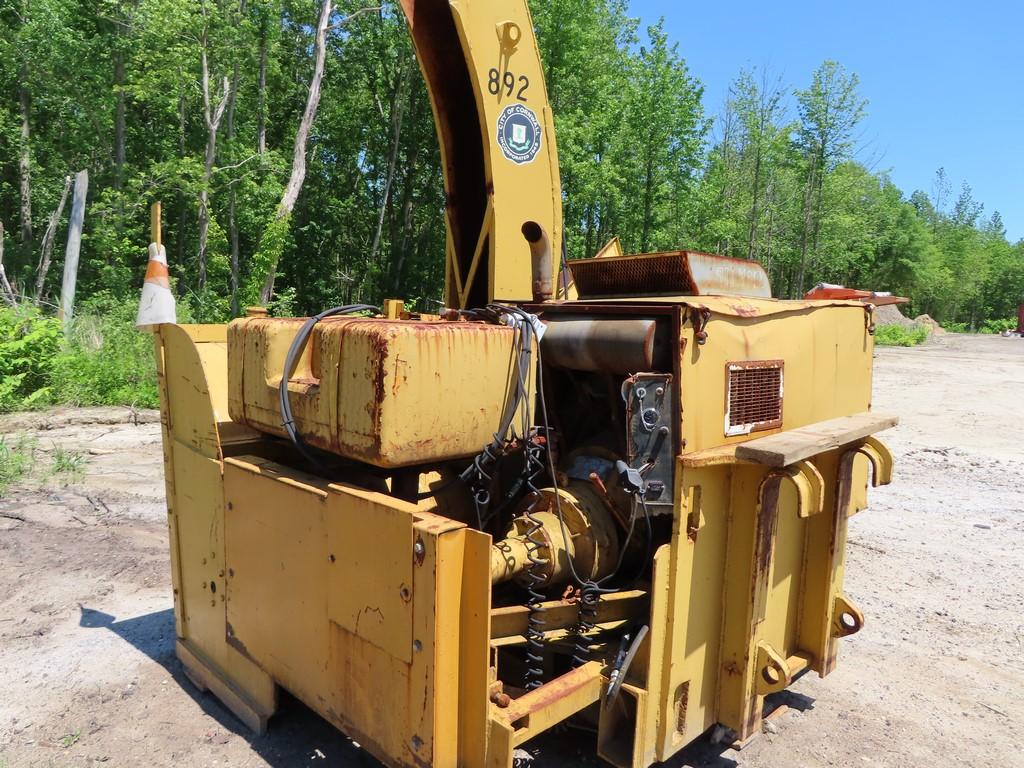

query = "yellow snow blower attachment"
[[147, 2, 896, 766]]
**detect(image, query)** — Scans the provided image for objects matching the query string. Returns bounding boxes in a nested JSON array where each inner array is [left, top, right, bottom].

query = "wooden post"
[[58, 169, 89, 330], [34, 174, 72, 305], [151, 201, 162, 246]]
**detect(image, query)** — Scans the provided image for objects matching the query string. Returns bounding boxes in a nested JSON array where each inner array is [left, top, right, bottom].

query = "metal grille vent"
[[725, 361, 783, 436], [569, 252, 694, 298]]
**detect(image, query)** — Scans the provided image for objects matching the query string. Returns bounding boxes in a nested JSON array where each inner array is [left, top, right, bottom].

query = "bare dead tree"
[[256, 9, 268, 156], [225, 1, 246, 315], [0, 222, 17, 306], [259, 3, 380, 303], [18, 77, 33, 245], [368, 57, 409, 268], [34, 175, 72, 304], [196, 14, 232, 292]]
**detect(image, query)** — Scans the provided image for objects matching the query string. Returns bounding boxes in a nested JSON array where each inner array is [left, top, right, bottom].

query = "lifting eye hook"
[[690, 307, 712, 345], [497, 21, 522, 54]]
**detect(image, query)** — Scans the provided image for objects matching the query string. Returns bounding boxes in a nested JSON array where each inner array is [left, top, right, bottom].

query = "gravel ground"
[[0, 333, 1021, 768]]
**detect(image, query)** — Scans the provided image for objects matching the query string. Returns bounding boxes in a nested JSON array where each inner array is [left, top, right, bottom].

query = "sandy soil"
[[1, 334, 1022, 768]]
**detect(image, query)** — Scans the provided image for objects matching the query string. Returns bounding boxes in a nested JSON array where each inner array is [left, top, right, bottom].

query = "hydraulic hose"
[[279, 304, 380, 468]]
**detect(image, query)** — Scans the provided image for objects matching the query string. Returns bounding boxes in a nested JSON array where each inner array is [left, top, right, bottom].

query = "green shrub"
[[942, 321, 969, 333], [980, 317, 1016, 334], [48, 293, 160, 408], [875, 324, 929, 347], [0, 304, 61, 412]]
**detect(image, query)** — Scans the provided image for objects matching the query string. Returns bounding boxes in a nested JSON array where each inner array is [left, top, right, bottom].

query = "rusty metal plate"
[[568, 251, 771, 300]]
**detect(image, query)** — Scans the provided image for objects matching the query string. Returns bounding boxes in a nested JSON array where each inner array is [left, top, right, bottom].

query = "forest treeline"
[[1, 0, 1021, 327]]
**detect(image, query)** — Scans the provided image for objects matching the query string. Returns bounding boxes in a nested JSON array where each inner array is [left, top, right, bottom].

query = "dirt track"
[[1, 334, 1022, 767]]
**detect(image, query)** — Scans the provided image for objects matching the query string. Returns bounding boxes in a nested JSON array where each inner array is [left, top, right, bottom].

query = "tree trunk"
[[113, 49, 126, 190], [18, 80, 33, 245], [176, 89, 187, 293], [196, 38, 232, 292], [796, 154, 818, 296], [0, 222, 17, 306], [58, 170, 89, 331], [746, 140, 763, 261], [368, 60, 408, 269], [389, 119, 420, 295], [640, 145, 656, 253], [809, 148, 827, 272], [227, 61, 241, 315], [34, 175, 72, 304], [259, 0, 333, 304], [257, 13, 268, 155]]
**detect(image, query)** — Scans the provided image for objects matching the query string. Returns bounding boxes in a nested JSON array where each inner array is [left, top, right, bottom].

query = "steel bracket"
[[857, 436, 894, 487], [787, 460, 825, 518], [832, 594, 865, 638], [760, 460, 824, 519], [754, 642, 792, 696]]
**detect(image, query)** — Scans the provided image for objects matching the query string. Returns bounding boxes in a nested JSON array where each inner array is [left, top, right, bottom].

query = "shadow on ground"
[[79, 606, 811, 768], [79, 606, 380, 767]]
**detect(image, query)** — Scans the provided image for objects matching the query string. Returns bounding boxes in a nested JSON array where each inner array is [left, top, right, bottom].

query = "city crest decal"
[[497, 104, 542, 165]]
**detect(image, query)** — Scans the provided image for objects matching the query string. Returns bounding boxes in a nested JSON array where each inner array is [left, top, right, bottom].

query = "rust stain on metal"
[[504, 664, 600, 724], [490, 690, 512, 708], [725, 301, 760, 318], [755, 475, 782, 589]]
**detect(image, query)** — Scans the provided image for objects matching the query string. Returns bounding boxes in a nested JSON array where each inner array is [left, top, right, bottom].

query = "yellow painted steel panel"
[[680, 305, 874, 455], [447, 0, 562, 303], [458, 528, 493, 767], [160, 324, 223, 458], [327, 491, 414, 663], [155, 325, 276, 722], [219, 454, 494, 768], [223, 457, 332, 706]]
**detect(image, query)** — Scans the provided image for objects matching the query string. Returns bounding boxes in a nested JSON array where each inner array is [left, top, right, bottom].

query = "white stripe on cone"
[[136, 243, 177, 328]]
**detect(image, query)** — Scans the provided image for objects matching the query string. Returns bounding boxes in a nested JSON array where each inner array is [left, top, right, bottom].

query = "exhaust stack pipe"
[[523, 221, 553, 302]]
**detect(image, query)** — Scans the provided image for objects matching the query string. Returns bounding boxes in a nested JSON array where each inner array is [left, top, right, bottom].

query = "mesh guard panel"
[[569, 252, 694, 297], [726, 361, 784, 436]]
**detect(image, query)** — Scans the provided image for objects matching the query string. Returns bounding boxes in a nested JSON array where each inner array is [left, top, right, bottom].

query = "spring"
[[572, 580, 602, 667], [522, 434, 549, 690], [461, 429, 513, 530]]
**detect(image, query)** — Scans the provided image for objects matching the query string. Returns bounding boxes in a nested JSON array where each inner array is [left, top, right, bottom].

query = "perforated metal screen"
[[569, 252, 694, 298], [726, 361, 783, 435]]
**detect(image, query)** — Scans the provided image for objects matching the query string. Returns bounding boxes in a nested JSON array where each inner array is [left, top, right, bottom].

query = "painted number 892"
[[488, 68, 530, 101]]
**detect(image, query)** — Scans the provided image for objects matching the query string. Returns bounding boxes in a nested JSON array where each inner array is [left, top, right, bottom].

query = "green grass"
[[51, 447, 86, 482], [0, 437, 88, 494], [60, 730, 81, 748], [875, 324, 930, 347], [0, 434, 36, 495]]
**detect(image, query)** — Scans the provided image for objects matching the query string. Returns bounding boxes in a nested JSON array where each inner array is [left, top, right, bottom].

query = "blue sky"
[[628, 0, 1024, 242]]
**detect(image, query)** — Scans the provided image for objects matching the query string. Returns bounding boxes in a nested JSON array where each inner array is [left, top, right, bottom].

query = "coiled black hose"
[[279, 304, 380, 469]]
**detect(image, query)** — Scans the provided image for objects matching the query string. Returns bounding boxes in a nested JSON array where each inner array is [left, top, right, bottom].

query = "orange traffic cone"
[[135, 242, 177, 328]]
